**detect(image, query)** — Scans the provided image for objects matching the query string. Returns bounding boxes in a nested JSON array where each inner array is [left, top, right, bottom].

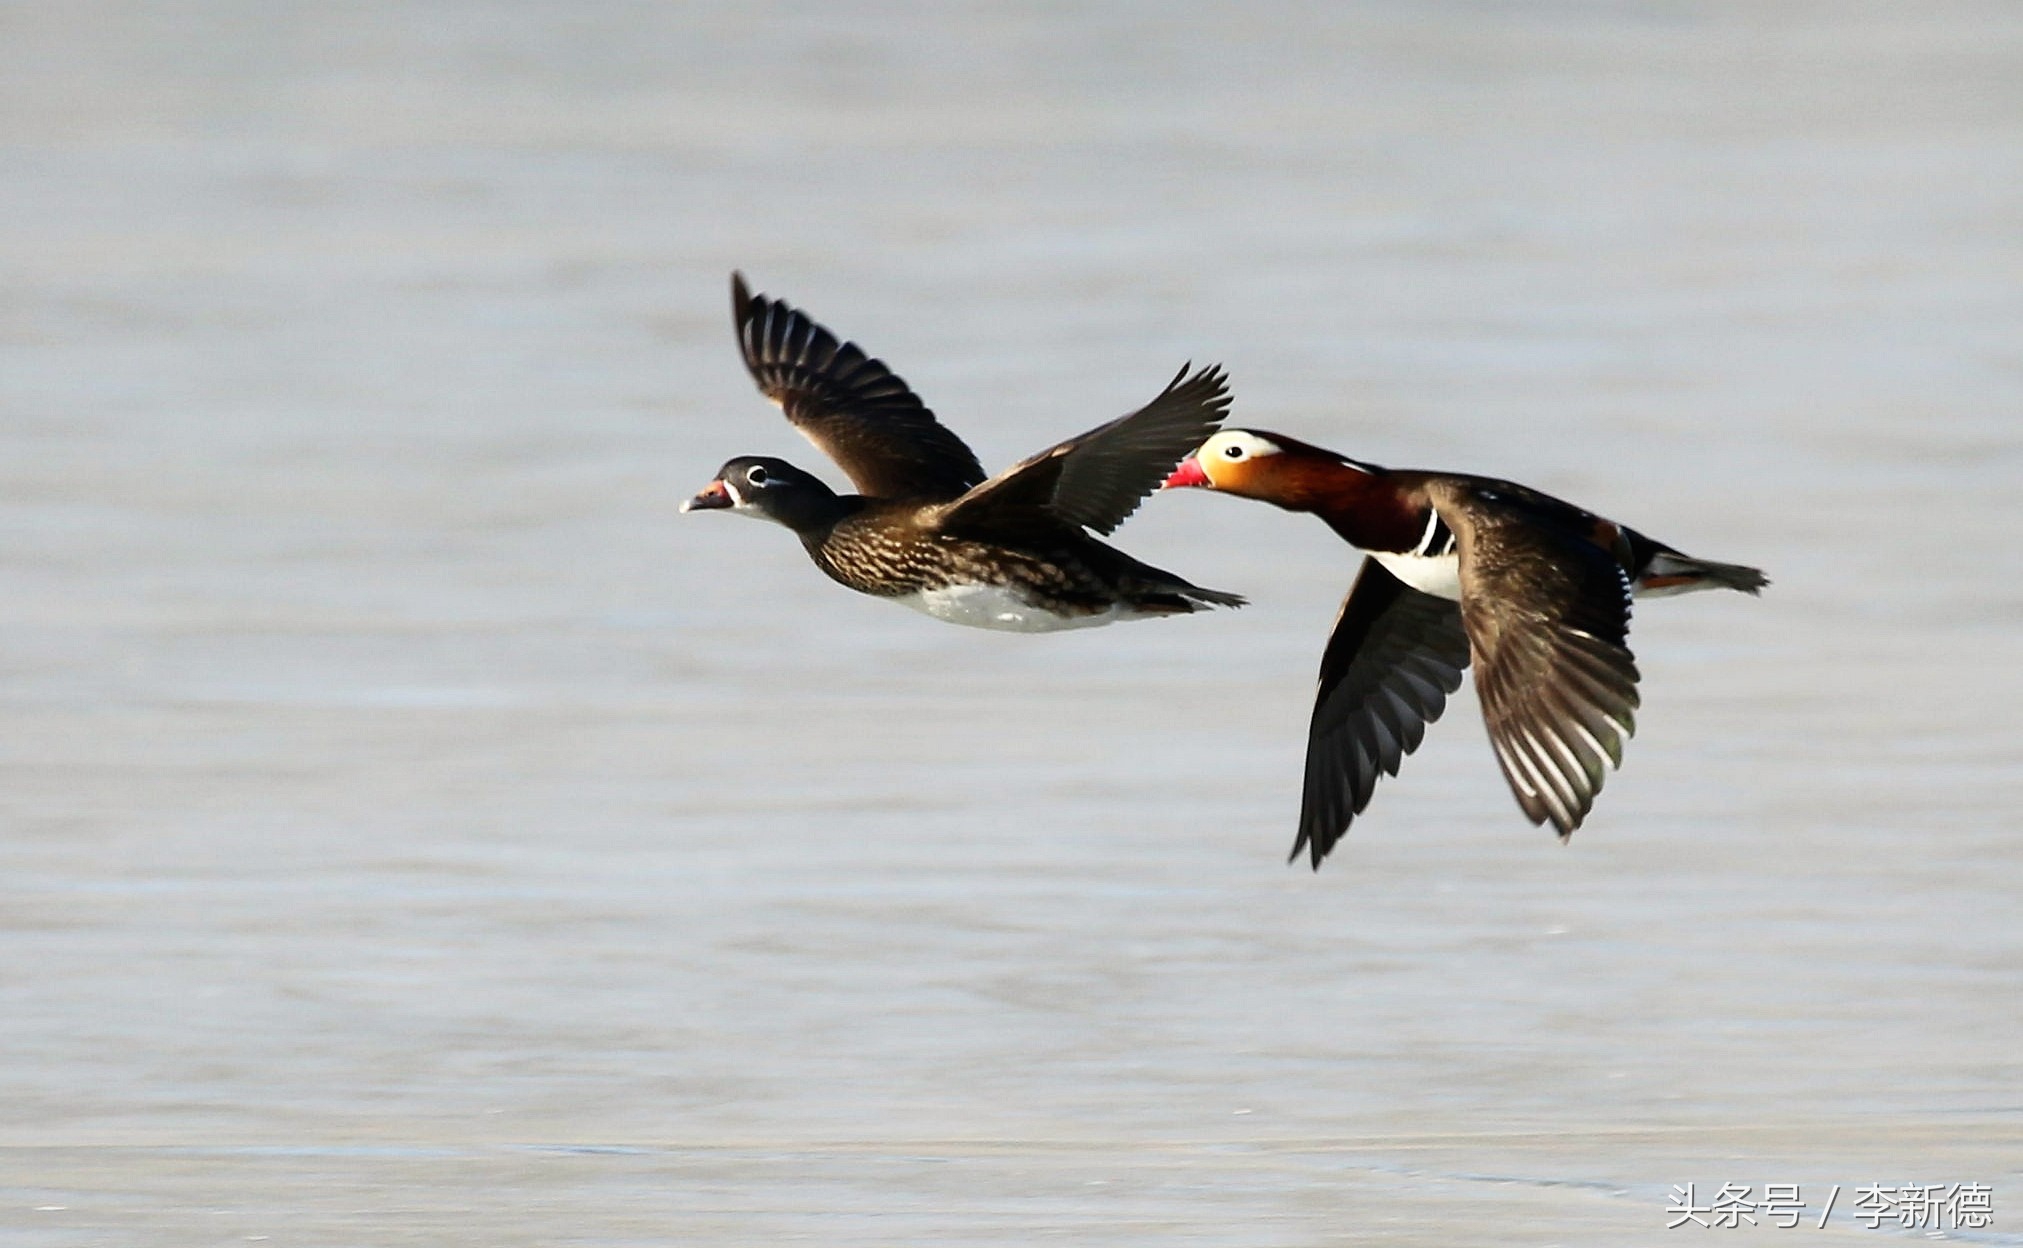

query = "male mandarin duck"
[[1163, 429, 1765, 867], [684, 274, 1243, 631]]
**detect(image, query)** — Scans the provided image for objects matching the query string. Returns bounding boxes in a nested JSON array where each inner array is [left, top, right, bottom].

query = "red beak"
[[1162, 456, 1210, 490], [680, 479, 733, 512]]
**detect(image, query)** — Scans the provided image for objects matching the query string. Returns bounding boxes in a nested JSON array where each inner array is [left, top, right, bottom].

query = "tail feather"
[[1638, 551, 1768, 597], [1181, 584, 1247, 609], [1132, 583, 1247, 615], [1103, 544, 1247, 613]]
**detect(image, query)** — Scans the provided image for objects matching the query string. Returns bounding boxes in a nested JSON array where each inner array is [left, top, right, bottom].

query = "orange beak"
[[1162, 456, 1211, 490], [680, 479, 733, 512]]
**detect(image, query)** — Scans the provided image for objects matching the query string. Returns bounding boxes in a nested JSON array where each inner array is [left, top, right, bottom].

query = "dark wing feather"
[[1434, 481, 1642, 838], [1294, 558, 1472, 869], [732, 273, 986, 500], [934, 364, 1231, 536]]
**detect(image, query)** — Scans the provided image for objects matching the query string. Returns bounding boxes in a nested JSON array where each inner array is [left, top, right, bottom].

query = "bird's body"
[[684, 275, 1243, 632], [772, 488, 1229, 630], [1163, 429, 1766, 866]]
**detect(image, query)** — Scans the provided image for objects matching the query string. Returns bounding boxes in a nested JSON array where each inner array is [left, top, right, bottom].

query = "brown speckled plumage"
[[805, 499, 1222, 618], [684, 275, 1244, 630]]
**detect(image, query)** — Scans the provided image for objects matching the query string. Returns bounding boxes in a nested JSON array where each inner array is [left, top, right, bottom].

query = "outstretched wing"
[[936, 364, 1231, 536], [1293, 558, 1472, 869], [732, 273, 986, 500], [1434, 481, 1642, 838]]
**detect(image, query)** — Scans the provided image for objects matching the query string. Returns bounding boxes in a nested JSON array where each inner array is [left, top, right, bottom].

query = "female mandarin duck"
[[1163, 429, 1765, 867], [684, 274, 1243, 631]]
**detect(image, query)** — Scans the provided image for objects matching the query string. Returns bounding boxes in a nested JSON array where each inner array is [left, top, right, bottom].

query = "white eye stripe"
[[1201, 430, 1283, 462]]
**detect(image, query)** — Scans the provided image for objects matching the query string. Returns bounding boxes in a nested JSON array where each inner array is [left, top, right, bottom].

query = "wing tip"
[[731, 270, 771, 375], [1188, 361, 1231, 408], [1287, 829, 1329, 872], [1292, 786, 1349, 872], [1154, 360, 1231, 408]]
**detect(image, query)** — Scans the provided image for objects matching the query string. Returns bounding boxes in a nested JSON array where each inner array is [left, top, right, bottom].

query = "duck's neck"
[[1266, 458, 1423, 552], [774, 489, 860, 540]]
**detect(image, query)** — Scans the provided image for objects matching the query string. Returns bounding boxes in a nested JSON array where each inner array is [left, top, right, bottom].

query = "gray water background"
[[2, 3, 2019, 1243]]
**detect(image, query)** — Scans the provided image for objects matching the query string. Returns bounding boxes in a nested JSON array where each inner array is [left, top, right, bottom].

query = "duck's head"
[[1161, 429, 1287, 495], [682, 456, 845, 532], [1165, 428, 1318, 495], [1164, 429, 1379, 511]]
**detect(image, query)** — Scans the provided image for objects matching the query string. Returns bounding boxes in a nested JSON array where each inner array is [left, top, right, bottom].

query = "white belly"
[[891, 583, 1123, 633], [1370, 550, 1463, 601]]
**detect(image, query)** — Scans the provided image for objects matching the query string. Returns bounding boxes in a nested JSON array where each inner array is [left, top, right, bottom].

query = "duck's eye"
[[745, 465, 770, 486], [1222, 445, 1245, 460]]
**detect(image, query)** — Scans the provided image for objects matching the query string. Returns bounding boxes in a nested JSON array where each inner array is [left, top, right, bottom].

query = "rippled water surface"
[[3, 3, 2019, 1243]]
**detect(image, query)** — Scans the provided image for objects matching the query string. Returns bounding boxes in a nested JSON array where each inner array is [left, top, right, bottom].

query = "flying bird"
[[684, 274, 1244, 632], [1164, 429, 1765, 866]]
